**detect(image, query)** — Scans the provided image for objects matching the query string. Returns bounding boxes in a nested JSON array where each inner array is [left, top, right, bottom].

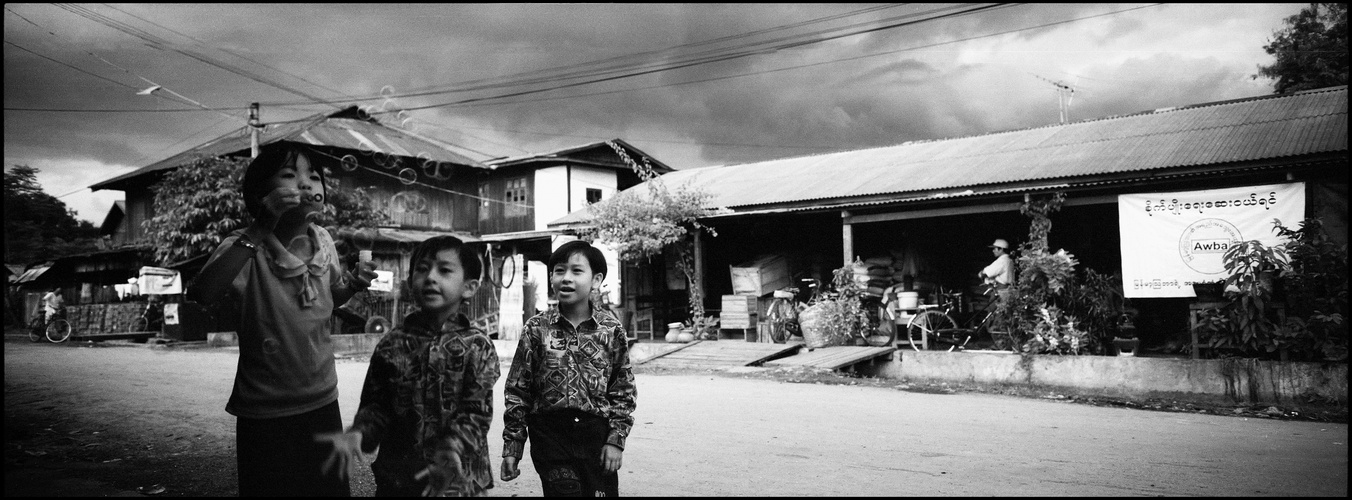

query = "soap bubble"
[[397, 168, 417, 185], [341, 155, 359, 172]]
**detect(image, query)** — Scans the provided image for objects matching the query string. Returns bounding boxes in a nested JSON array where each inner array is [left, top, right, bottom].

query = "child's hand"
[[500, 456, 520, 482], [261, 187, 304, 219], [600, 444, 623, 473], [314, 430, 363, 483], [413, 454, 462, 497], [347, 261, 379, 292]]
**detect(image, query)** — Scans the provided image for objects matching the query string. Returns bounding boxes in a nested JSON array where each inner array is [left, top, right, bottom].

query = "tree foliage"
[[577, 142, 726, 329], [1255, 3, 1348, 93], [4, 164, 100, 265], [141, 155, 388, 267]]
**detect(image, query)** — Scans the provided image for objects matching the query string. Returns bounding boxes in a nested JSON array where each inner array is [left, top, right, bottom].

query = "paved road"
[[4, 336, 1347, 496]]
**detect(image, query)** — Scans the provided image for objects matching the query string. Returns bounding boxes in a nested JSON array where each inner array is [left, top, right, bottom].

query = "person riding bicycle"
[[42, 288, 65, 324]]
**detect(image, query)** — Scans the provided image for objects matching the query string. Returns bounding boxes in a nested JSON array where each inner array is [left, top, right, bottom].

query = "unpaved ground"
[[5, 332, 1348, 497]]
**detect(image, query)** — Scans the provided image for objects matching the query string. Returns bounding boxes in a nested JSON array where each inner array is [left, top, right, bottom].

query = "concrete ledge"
[[858, 350, 1348, 405]]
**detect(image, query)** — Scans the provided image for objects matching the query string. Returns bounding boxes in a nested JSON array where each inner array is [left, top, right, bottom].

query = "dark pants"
[[527, 410, 619, 497], [236, 400, 350, 497]]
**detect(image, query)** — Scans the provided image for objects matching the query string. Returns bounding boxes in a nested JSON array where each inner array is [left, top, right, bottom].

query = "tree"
[[4, 165, 100, 265], [1255, 3, 1348, 93], [578, 142, 727, 335], [141, 155, 388, 267]]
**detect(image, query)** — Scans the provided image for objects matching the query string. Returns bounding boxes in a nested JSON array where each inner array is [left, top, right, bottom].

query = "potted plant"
[[799, 263, 874, 349]]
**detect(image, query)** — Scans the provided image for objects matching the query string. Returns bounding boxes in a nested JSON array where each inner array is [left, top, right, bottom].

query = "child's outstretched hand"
[[500, 457, 520, 482], [600, 444, 623, 473], [314, 430, 364, 483]]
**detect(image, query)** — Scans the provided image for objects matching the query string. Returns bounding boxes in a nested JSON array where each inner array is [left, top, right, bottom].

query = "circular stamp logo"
[[1179, 218, 1243, 274]]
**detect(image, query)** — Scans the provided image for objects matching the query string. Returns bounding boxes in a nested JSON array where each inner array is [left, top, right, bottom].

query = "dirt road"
[[5, 335, 1348, 497]]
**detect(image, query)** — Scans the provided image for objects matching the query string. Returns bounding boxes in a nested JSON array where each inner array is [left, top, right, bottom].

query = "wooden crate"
[[729, 254, 791, 297], [720, 295, 758, 329]]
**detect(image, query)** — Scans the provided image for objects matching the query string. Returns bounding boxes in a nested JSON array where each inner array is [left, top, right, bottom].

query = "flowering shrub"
[[1022, 306, 1091, 355]]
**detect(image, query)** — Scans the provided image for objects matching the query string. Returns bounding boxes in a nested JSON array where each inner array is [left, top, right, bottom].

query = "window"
[[586, 188, 603, 204], [504, 177, 529, 217]]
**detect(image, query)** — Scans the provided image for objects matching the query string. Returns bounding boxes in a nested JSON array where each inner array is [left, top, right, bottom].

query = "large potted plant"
[[798, 263, 873, 349]]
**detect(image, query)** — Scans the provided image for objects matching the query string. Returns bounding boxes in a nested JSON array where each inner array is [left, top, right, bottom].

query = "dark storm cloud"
[[4, 3, 1305, 222]]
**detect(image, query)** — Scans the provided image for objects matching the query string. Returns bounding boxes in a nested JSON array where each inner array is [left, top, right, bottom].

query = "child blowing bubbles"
[[501, 240, 636, 497], [189, 143, 378, 497], [317, 236, 501, 497]]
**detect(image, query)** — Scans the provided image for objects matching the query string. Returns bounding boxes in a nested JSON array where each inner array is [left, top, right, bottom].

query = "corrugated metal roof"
[[651, 86, 1348, 210], [484, 138, 675, 173], [91, 107, 486, 191]]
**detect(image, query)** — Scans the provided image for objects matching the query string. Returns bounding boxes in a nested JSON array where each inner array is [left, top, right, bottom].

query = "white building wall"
[[533, 166, 570, 231], [532, 165, 617, 231]]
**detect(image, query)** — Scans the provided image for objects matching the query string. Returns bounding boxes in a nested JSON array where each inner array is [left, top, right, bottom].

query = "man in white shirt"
[[979, 239, 1016, 292]]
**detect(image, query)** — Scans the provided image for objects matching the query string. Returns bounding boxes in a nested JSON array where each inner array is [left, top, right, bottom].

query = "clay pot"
[[665, 330, 680, 343], [676, 331, 695, 343]]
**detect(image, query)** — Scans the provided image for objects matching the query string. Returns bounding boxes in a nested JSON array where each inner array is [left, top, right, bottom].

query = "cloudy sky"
[[5, 3, 1305, 224]]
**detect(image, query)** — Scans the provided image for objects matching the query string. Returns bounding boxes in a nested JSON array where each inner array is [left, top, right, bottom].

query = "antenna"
[[1030, 73, 1077, 124]]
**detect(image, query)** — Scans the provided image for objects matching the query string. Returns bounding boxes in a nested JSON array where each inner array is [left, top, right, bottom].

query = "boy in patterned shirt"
[[500, 240, 637, 496], [317, 236, 500, 496]]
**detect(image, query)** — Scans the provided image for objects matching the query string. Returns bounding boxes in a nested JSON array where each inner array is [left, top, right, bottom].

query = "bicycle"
[[761, 278, 822, 344], [28, 310, 72, 343], [903, 287, 1008, 352]]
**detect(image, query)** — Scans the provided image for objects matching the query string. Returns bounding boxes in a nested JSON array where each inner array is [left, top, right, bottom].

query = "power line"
[[99, 3, 362, 104], [260, 3, 921, 106], [51, 3, 341, 110], [429, 3, 1160, 112], [391, 4, 1012, 112]]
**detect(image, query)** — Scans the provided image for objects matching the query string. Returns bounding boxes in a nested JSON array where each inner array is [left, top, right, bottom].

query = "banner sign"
[[138, 266, 183, 295], [1119, 182, 1304, 298]]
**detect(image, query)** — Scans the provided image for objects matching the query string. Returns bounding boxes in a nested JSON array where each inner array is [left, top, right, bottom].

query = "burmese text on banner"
[[1118, 182, 1305, 298]]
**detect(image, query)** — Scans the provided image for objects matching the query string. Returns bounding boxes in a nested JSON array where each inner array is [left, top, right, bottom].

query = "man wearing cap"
[[979, 239, 1015, 290]]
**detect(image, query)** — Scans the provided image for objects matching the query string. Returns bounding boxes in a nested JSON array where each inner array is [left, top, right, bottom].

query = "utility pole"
[[1031, 74, 1076, 124], [249, 103, 261, 158]]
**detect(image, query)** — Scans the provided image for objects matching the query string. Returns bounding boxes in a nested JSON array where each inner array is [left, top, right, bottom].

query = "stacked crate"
[[105, 303, 143, 332], [720, 294, 758, 330], [66, 304, 104, 337]]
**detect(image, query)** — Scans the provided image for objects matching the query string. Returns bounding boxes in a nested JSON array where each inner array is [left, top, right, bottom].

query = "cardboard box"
[[730, 254, 791, 297]]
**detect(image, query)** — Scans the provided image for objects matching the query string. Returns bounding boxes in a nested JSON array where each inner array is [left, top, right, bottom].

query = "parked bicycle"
[[761, 278, 822, 343], [903, 286, 1010, 352], [27, 309, 72, 343]]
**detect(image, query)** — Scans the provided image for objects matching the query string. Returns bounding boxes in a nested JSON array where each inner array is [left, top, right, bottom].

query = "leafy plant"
[[1273, 217, 1347, 361], [1195, 217, 1348, 361], [996, 192, 1126, 355], [799, 263, 874, 347]]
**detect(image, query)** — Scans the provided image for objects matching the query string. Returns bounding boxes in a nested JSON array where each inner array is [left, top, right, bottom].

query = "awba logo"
[[1178, 218, 1242, 274]]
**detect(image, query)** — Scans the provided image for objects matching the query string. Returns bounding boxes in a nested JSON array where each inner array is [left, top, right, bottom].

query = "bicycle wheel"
[[130, 316, 149, 333], [907, 311, 957, 351], [46, 319, 72, 343], [28, 317, 45, 342]]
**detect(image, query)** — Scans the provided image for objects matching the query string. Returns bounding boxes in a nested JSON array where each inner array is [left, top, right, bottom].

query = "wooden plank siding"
[[331, 166, 480, 233], [476, 174, 534, 235]]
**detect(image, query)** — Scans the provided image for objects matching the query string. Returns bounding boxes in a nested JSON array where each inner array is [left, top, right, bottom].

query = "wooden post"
[[693, 230, 704, 307], [841, 210, 854, 266]]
